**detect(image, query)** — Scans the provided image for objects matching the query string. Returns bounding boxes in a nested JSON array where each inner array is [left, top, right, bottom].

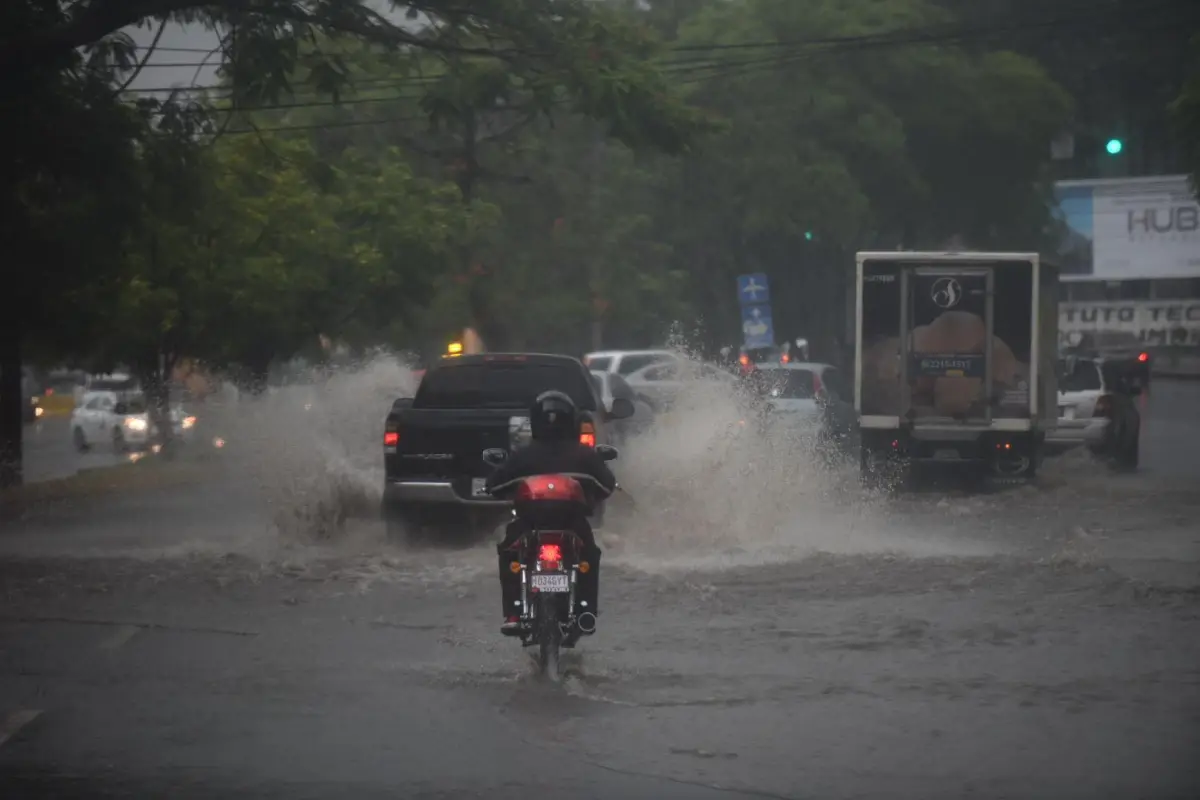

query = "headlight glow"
[[182, 416, 197, 429], [124, 417, 148, 431]]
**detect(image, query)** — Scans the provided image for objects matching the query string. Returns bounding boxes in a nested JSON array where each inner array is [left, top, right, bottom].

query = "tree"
[[0, 1, 149, 486], [2, 0, 711, 486], [1170, 36, 1200, 198], [634, 0, 1071, 354]]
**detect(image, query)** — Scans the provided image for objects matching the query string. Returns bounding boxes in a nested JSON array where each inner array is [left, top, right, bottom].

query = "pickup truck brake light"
[[579, 421, 596, 448], [1137, 352, 1148, 362], [384, 427, 399, 449]]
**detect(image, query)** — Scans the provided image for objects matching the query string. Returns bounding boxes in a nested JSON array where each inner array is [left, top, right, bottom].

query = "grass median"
[[0, 454, 217, 520]]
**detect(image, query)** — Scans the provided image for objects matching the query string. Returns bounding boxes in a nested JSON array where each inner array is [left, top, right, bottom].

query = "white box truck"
[[854, 251, 1059, 481]]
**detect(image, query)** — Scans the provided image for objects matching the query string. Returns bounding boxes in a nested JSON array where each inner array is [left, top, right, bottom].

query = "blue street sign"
[[736, 273, 770, 305], [741, 303, 775, 350]]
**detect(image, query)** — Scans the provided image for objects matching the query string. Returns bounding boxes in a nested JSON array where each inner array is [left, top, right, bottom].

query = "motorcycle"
[[481, 444, 619, 681]]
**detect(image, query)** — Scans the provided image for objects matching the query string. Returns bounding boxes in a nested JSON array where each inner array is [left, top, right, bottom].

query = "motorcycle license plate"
[[471, 478, 488, 497], [531, 573, 570, 593]]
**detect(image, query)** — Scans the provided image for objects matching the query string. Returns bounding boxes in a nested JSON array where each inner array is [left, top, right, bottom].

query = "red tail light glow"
[[1137, 352, 1148, 362], [780, 352, 790, 363], [383, 431, 399, 447], [538, 544, 562, 564], [579, 421, 596, 448], [738, 354, 750, 366], [812, 372, 823, 394]]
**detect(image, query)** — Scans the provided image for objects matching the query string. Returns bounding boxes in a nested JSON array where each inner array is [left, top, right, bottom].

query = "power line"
[[118, 0, 1193, 120], [123, 0, 1189, 59]]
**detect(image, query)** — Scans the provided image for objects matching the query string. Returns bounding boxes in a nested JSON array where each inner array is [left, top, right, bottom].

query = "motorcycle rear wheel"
[[536, 594, 561, 682]]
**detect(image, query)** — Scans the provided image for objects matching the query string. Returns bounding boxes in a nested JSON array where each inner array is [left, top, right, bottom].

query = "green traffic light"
[[804, 231, 814, 241], [1105, 138, 1123, 155]]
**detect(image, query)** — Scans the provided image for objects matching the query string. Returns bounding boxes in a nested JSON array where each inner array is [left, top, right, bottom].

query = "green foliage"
[[1170, 36, 1200, 199]]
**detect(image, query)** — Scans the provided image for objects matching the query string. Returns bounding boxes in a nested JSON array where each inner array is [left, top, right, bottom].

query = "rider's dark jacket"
[[485, 439, 617, 507]]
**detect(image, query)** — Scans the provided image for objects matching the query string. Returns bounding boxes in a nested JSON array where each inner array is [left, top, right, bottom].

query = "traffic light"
[[1105, 138, 1123, 155], [804, 231, 814, 241]]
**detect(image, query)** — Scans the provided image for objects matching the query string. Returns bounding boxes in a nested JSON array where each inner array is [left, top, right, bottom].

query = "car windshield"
[[1059, 360, 1101, 392], [414, 361, 596, 410], [92, 378, 138, 392], [759, 369, 816, 399], [114, 396, 149, 414]]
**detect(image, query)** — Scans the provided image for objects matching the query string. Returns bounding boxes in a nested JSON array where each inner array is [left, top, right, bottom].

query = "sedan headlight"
[[124, 417, 148, 431]]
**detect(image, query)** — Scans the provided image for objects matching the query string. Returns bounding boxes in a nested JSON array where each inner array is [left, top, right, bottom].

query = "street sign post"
[[736, 273, 770, 305], [736, 273, 774, 350], [741, 304, 775, 350]]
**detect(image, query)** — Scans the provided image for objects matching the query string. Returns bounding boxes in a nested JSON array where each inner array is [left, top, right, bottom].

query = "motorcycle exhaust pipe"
[[577, 612, 597, 634]]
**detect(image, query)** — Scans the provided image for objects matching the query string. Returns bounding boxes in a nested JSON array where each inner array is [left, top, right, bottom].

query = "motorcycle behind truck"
[[481, 444, 618, 682]]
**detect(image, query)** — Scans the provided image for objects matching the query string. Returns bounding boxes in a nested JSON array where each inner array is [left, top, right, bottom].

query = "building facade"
[[1053, 175, 1200, 352]]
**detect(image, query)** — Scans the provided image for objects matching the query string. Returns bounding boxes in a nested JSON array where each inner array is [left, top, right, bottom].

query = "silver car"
[[622, 360, 739, 412]]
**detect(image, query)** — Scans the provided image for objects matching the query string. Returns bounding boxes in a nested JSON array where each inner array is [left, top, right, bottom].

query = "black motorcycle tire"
[[536, 593, 561, 682]]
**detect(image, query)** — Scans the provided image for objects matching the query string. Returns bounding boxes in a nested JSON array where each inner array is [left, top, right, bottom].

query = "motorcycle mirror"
[[594, 444, 619, 462], [481, 448, 508, 466]]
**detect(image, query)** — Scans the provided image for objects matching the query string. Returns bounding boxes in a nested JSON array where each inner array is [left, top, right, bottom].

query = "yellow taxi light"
[[446, 341, 464, 356]]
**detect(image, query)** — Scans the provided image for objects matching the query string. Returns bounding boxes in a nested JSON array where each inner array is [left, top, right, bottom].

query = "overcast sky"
[[123, 3, 414, 95]]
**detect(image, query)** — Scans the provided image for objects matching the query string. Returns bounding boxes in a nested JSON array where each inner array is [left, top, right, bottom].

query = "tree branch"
[[2, 0, 521, 72], [112, 16, 168, 96]]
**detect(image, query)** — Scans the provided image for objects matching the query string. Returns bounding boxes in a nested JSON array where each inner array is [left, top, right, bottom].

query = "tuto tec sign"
[[1059, 300, 1200, 347]]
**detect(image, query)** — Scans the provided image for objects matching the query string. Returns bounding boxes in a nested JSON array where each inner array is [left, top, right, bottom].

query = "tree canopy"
[[3, 0, 1197, 485]]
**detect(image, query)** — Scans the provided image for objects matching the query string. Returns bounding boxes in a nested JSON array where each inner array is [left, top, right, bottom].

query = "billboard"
[[1059, 300, 1200, 348], [1053, 175, 1200, 281]]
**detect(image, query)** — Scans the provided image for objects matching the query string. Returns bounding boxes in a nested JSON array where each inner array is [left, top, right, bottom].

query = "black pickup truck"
[[382, 353, 634, 540]]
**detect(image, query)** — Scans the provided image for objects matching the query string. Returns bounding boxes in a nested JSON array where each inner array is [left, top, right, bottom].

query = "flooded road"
[[2, 369, 1198, 798], [2, 469, 1198, 798]]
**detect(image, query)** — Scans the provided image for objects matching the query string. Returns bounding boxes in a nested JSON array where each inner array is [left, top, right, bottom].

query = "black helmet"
[[530, 390, 578, 442]]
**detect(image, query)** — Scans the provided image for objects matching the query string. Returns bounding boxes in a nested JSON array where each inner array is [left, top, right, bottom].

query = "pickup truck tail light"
[[579, 421, 596, 448], [384, 426, 399, 449]]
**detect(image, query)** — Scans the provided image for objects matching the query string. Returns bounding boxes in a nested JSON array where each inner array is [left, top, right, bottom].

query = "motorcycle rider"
[[486, 390, 616, 634]]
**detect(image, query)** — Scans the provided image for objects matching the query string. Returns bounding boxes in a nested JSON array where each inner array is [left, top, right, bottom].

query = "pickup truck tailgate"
[[387, 408, 523, 482]]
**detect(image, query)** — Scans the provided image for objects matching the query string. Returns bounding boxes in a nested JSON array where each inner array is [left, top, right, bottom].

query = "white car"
[[752, 362, 857, 444], [1045, 357, 1140, 468], [583, 349, 678, 378], [71, 391, 196, 453]]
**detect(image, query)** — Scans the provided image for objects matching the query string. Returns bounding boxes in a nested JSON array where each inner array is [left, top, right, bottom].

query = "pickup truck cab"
[[382, 353, 634, 540]]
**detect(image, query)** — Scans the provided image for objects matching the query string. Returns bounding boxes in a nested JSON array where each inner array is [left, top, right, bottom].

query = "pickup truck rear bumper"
[[383, 480, 510, 508]]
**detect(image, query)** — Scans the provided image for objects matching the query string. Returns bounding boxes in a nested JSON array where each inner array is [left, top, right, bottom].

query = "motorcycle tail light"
[[579, 421, 595, 447], [1137, 352, 1148, 362], [538, 544, 562, 564]]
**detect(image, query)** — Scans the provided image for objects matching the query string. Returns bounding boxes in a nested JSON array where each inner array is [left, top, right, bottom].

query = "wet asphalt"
[[1, 382, 1198, 799]]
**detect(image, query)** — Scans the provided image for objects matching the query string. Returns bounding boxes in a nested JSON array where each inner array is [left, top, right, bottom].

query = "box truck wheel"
[[860, 446, 903, 489]]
